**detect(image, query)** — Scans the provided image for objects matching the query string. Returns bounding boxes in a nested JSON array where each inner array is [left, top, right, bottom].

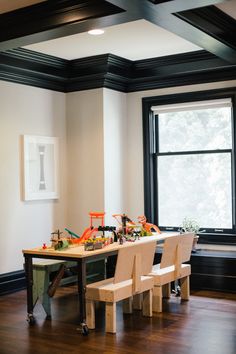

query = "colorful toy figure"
[[112, 213, 142, 242], [112, 213, 161, 240], [137, 215, 161, 234], [112, 214, 136, 236]]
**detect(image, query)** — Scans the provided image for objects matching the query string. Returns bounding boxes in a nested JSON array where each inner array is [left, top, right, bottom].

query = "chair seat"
[[85, 241, 157, 333], [149, 264, 191, 285], [86, 275, 154, 303]]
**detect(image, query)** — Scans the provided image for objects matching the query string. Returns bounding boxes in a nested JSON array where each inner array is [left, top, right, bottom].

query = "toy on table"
[[137, 215, 161, 234], [78, 212, 117, 250], [64, 228, 81, 244], [112, 213, 161, 243], [84, 235, 113, 251], [112, 213, 141, 243], [50, 229, 69, 250], [47, 213, 161, 251], [78, 212, 105, 244]]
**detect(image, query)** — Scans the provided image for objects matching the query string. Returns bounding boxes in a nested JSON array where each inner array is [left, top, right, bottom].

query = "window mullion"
[[157, 149, 232, 157]]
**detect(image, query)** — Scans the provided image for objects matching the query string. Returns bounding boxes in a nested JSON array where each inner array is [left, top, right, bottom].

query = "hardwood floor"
[[0, 287, 235, 354]]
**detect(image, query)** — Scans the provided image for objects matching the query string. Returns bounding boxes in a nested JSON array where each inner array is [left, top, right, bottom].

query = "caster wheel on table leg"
[[175, 286, 181, 297], [172, 285, 181, 297], [27, 314, 36, 325], [81, 323, 89, 336]]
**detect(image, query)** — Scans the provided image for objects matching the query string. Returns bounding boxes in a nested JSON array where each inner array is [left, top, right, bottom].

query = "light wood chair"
[[149, 233, 194, 313], [85, 241, 156, 333]]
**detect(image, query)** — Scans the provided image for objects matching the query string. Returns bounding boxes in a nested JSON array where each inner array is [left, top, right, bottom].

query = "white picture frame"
[[23, 135, 59, 200]]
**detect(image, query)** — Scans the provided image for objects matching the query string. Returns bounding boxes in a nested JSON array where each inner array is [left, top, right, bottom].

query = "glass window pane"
[[158, 107, 232, 152], [158, 153, 232, 229]]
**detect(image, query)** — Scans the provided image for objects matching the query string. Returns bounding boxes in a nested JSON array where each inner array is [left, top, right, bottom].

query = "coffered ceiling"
[[0, 0, 236, 62], [0, 0, 236, 94]]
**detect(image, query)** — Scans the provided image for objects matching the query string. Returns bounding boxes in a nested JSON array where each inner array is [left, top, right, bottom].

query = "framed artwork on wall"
[[23, 135, 59, 200]]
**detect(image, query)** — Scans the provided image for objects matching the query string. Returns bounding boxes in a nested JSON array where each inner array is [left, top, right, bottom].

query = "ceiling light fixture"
[[88, 29, 105, 35]]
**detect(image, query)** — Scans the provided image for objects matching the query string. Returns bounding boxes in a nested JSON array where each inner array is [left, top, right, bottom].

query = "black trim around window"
[[142, 88, 236, 245]]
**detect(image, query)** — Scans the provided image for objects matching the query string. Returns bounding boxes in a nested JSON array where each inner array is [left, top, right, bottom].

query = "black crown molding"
[[0, 48, 68, 92], [67, 53, 132, 92], [1, 48, 236, 93]]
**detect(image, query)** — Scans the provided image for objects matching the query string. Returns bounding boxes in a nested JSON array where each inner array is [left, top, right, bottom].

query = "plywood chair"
[[85, 241, 156, 333], [149, 233, 194, 313]]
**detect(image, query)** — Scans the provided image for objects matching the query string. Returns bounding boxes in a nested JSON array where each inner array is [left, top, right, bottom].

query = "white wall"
[[66, 89, 104, 234], [103, 89, 127, 226], [2, 78, 236, 274], [126, 80, 236, 221], [66, 88, 128, 232], [0, 81, 67, 273]]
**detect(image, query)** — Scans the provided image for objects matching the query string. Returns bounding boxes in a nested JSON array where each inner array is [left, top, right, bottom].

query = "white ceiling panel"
[[25, 19, 201, 60]]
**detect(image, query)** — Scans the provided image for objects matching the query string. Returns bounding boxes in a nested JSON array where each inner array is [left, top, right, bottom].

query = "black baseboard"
[[0, 270, 26, 296], [190, 274, 235, 293], [154, 249, 236, 293]]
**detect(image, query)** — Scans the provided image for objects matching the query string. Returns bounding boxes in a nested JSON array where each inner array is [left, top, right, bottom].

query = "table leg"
[[24, 255, 35, 324], [77, 258, 89, 335]]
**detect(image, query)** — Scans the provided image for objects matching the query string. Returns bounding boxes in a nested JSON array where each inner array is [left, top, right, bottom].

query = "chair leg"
[[86, 299, 95, 329], [142, 290, 152, 317], [153, 286, 162, 312], [180, 276, 190, 300], [123, 297, 133, 314], [133, 293, 143, 310], [162, 283, 171, 298], [106, 302, 116, 333]]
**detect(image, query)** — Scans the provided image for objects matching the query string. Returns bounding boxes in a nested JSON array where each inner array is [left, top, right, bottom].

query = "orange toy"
[[137, 215, 161, 234], [78, 212, 105, 244]]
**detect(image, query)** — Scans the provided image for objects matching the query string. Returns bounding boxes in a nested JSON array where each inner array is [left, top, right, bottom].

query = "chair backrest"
[[113, 241, 156, 292], [160, 233, 194, 275]]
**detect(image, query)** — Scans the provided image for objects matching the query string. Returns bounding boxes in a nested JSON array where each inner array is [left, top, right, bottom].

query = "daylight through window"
[[151, 98, 233, 232]]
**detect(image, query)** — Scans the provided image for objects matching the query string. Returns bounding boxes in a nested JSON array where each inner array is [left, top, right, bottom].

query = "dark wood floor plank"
[[0, 287, 235, 354]]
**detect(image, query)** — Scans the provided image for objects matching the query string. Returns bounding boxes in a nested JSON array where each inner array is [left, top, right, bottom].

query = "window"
[[143, 91, 236, 240]]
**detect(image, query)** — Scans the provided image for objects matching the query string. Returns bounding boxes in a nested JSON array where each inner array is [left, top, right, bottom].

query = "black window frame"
[[142, 88, 236, 245]]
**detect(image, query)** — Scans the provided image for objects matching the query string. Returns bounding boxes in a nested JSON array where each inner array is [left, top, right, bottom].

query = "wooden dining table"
[[22, 232, 178, 335]]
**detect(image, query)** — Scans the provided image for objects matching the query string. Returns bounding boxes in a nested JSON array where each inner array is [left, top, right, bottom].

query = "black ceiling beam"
[[153, 0, 230, 13], [106, 0, 227, 13], [176, 6, 236, 49], [0, 0, 125, 51], [107, 0, 236, 63], [0, 0, 227, 51], [0, 0, 235, 67], [140, 7, 236, 63], [168, 11, 236, 63]]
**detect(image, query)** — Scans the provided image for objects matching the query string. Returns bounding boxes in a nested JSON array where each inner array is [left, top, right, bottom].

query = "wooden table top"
[[22, 233, 179, 259]]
